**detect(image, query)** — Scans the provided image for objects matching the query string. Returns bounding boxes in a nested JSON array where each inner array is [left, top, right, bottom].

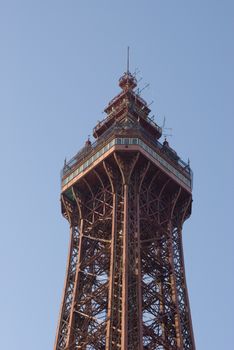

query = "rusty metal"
[[54, 70, 195, 350]]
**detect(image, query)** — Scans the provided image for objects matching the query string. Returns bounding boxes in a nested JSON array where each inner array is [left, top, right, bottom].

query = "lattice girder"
[[55, 150, 195, 350]]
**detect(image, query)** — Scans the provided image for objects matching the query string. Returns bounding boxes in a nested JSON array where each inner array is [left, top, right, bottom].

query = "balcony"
[[61, 123, 193, 190]]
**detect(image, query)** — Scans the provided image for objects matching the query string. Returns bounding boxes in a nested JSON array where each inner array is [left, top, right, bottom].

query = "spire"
[[127, 46, 130, 73], [119, 47, 137, 91]]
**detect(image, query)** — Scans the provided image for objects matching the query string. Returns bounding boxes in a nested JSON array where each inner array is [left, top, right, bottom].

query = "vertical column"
[[168, 220, 183, 349], [104, 160, 123, 349], [121, 184, 129, 350], [172, 197, 195, 350], [136, 192, 143, 350], [167, 189, 184, 349], [173, 225, 196, 350], [54, 225, 77, 350], [106, 193, 116, 350], [54, 193, 80, 350], [66, 218, 84, 349], [113, 152, 139, 350]]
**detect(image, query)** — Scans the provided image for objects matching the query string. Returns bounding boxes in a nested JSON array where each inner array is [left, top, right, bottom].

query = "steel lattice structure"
[[54, 71, 195, 350]]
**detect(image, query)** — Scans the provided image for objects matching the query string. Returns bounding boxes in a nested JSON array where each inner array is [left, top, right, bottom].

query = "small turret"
[[119, 72, 137, 91], [162, 138, 179, 162]]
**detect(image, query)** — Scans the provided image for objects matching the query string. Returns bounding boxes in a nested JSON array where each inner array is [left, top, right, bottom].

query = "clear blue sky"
[[0, 1, 233, 349]]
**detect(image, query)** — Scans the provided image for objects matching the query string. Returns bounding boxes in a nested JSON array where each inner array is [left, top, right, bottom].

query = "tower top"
[[127, 46, 130, 73], [119, 71, 137, 91], [119, 47, 137, 91], [61, 64, 193, 194], [92, 58, 161, 139]]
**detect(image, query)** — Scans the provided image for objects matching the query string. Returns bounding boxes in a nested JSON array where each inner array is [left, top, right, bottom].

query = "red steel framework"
[[54, 71, 196, 350]]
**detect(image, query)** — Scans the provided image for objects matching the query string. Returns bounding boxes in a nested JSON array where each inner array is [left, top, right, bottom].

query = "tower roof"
[[93, 70, 162, 140]]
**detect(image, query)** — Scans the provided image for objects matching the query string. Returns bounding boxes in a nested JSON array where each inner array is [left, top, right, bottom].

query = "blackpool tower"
[[54, 68, 196, 350]]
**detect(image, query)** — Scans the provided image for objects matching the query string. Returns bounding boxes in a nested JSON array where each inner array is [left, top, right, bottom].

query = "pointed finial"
[[64, 157, 67, 166], [127, 46, 130, 73], [163, 137, 169, 147], [85, 135, 92, 147]]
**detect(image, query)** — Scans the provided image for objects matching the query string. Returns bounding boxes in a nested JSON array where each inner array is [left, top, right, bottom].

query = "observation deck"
[[61, 124, 192, 192]]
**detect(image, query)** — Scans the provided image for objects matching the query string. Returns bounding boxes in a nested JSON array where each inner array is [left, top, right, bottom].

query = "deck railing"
[[61, 123, 192, 186]]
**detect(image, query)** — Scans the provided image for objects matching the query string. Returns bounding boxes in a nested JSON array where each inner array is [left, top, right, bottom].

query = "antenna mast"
[[127, 46, 130, 73]]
